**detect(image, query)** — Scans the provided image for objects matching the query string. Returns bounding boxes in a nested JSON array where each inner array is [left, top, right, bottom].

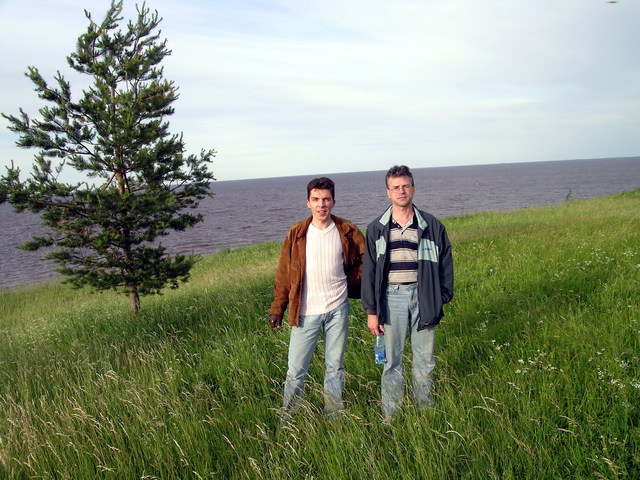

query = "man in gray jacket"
[[362, 165, 454, 419]]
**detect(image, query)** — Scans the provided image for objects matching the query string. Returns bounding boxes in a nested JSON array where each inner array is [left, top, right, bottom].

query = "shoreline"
[[3, 188, 637, 294]]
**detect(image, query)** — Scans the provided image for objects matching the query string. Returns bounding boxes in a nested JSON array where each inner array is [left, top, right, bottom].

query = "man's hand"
[[269, 314, 283, 330], [367, 314, 384, 335]]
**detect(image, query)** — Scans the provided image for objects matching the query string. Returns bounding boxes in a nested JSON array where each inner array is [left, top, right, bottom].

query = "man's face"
[[307, 188, 335, 223], [386, 175, 414, 208]]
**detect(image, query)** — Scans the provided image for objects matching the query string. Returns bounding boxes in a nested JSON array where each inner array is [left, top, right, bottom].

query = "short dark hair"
[[385, 165, 414, 188], [307, 177, 335, 200]]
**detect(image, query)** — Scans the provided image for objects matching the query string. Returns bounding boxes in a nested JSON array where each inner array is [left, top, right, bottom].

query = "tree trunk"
[[129, 291, 140, 314]]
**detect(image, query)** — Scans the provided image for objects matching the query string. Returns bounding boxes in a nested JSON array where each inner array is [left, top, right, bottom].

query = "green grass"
[[1, 190, 639, 479]]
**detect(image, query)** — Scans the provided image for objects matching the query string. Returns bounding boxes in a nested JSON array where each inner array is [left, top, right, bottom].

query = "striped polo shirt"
[[388, 215, 418, 284]]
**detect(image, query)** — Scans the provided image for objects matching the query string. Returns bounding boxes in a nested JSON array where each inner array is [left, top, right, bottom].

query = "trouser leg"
[[408, 285, 436, 408], [283, 315, 321, 410], [322, 301, 349, 415], [411, 324, 436, 408], [381, 285, 410, 418]]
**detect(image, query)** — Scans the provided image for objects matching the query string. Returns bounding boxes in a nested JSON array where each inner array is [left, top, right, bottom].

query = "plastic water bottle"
[[374, 335, 386, 365]]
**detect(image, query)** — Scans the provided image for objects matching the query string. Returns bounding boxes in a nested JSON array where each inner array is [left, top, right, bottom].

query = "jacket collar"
[[378, 205, 427, 230], [296, 214, 348, 237]]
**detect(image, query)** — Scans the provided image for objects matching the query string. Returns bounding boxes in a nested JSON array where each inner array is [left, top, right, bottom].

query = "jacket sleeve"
[[439, 225, 454, 304], [269, 231, 293, 316], [346, 227, 366, 299], [360, 225, 378, 315]]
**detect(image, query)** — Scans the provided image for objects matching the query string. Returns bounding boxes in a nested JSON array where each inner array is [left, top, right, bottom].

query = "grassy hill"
[[1, 189, 638, 479]]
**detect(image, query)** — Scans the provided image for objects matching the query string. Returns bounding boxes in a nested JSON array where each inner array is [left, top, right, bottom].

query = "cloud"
[[1, 0, 638, 181]]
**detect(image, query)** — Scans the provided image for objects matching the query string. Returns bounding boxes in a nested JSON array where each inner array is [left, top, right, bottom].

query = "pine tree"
[[0, 1, 216, 313]]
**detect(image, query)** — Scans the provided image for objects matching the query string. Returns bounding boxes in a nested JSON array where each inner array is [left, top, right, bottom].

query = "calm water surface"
[[1, 157, 638, 290]]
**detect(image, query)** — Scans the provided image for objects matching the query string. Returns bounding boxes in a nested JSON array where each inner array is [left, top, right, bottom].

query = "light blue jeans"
[[283, 301, 349, 415], [382, 283, 436, 418]]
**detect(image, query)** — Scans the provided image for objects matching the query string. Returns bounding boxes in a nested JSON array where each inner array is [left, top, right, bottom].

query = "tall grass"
[[1, 190, 638, 479]]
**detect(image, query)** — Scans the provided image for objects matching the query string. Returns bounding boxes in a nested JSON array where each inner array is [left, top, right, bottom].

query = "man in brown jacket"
[[269, 177, 365, 419]]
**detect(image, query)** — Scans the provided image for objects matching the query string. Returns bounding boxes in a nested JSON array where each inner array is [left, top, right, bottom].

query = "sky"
[[0, 0, 638, 182]]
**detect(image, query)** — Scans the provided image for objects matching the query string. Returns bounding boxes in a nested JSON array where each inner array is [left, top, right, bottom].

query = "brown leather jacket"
[[269, 215, 365, 326]]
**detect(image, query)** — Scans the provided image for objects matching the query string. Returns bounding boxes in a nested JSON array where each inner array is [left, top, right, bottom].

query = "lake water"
[[1, 157, 638, 290]]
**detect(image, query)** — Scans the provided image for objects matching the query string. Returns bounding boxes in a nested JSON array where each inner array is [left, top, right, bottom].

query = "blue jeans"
[[382, 283, 436, 417], [283, 301, 349, 415]]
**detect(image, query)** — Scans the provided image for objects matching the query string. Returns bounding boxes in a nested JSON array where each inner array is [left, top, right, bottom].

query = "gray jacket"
[[361, 205, 454, 330]]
